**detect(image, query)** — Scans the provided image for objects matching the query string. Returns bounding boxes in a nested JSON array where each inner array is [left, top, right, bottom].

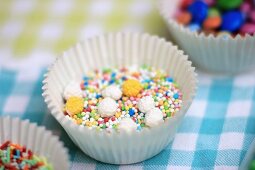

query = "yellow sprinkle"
[[65, 97, 84, 116], [94, 115, 100, 120], [115, 112, 121, 118], [122, 79, 143, 97], [76, 119, 82, 125]]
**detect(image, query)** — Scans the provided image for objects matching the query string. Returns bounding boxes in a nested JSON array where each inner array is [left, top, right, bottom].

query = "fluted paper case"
[[0, 116, 69, 170], [42, 32, 197, 164], [159, 0, 255, 74]]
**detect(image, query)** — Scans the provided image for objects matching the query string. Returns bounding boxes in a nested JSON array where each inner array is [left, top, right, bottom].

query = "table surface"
[[1, 0, 255, 169]]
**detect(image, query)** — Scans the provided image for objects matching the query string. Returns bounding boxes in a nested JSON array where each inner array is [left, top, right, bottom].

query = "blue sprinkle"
[[96, 94, 102, 99], [111, 72, 116, 77], [166, 77, 173, 82], [84, 82, 89, 86], [122, 76, 127, 81], [147, 85, 151, 89], [109, 79, 115, 84], [173, 93, 179, 99], [83, 76, 89, 80], [137, 126, 142, 131], [129, 108, 135, 116]]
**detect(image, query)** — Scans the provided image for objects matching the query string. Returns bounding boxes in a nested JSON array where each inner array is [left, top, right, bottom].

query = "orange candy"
[[203, 16, 222, 30], [176, 12, 192, 25]]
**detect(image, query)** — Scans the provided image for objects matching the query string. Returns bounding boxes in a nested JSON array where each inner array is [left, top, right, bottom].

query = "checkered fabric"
[[1, 68, 255, 170], [0, 0, 169, 69], [1, 0, 255, 169]]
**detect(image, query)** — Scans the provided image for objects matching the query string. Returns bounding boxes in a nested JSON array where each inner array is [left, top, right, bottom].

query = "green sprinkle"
[[141, 123, 145, 127], [121, 106, 125, 111], [0, 150, 3, 157], [112, 124, 117, 129], [7, 147, 10, 163], [1, 158, 7, 164], [101, 124, 106, 129], [90, 112, 95, 117], [167, 112, 171, 117]]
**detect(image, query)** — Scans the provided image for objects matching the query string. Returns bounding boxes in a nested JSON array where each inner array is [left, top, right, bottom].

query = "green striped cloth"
[[0, 0, 169, 66]]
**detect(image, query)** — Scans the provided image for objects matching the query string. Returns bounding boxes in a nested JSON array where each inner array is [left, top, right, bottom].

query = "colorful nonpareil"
[[63, 65, 183, 132], [175, 0, 255, 36], [0, 141, 53, 170]]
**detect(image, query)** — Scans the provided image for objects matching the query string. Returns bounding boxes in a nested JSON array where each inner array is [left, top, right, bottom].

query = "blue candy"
[[221, 11, 244, 32], [188, 23, 201, 32], [188, 1, 208, 23]]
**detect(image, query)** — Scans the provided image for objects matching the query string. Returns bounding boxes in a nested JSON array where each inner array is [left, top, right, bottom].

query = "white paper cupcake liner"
[[42, 32, 197, 164], [159, 0, 255, 74], [0, 116, 70, 170]]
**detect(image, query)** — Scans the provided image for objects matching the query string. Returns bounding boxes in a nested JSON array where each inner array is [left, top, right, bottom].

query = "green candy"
[[208, 8, 221, 17], [217, 0, 243, 10], [250, 160, 255, 170]]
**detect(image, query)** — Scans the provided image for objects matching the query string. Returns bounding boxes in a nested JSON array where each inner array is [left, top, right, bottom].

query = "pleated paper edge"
[[42, 32, 198, 164], [158, 0, 255, 73], [0, 116, 70, 170]]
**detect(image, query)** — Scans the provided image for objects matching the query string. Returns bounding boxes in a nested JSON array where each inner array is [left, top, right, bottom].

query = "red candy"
[[240, 23, 255, 35], [176, 11, 192, 25], [250, 10, 255, 23], [180, 0, 193, 9], [240, 2, 251, 14]]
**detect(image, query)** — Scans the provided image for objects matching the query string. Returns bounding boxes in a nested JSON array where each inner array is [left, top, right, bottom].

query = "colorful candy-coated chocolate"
[[176, 0, 255, 35], [240, 23, 255, 35], [208, 8, 221, 17], [204, 0, 216, 6], [203, 16, 222, 29], [188, 1, 208, 23], [250, 10, 255, 23], [221, 11, 244, 32], [176, 11, 192, 25], [240, 2, 251, 14], [180, 0, 193, 9], [217, 0, 243, 10]]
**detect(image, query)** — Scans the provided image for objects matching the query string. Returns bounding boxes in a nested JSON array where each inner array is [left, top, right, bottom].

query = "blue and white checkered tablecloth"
[[1, 68, 255, 170]]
